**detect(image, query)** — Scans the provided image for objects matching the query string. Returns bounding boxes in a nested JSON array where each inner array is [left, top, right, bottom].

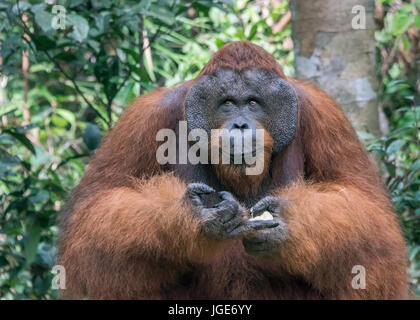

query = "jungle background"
[[0, 0, 419, 299]]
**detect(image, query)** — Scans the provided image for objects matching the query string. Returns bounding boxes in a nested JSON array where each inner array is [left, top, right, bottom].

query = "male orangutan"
[[58, 41, 408, 299]]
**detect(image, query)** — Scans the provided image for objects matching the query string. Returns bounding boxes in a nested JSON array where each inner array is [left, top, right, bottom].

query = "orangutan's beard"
[[211, 129, 273, 197]]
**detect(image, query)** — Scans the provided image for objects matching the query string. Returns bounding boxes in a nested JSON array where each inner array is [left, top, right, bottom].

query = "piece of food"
[[249, 211, 274, 221]]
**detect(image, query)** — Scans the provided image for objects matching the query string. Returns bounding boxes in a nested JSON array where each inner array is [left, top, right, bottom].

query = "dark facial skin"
[[185, 67, 298, 153], [183, 68, 298, 254]]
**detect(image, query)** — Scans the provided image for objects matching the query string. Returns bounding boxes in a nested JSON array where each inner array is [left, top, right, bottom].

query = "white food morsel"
[[249, 211, 274, 221]]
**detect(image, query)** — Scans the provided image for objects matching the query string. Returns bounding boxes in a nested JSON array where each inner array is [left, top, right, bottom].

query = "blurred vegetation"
[[369, 0, 420, 296], [0, 0, 418, 299]]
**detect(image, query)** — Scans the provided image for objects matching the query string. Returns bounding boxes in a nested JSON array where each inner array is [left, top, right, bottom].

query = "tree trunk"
[[291, 0, 380, 136]]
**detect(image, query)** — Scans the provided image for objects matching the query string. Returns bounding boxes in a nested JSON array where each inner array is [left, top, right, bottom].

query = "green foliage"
[[372, 0, 420, 296], [367, 101, 420, 295], [0, 122, 67, 299]]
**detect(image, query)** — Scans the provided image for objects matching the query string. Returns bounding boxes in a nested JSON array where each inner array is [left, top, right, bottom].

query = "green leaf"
[[51, 114, 68, 128], [399, 3, 415, 15], [68, 14, 89, 42], [386, 163, 396, 178], [414, 15, 420, 29], [357, 130, 376, 142], [386, 139, 405, 155], [37, 243, 57, 267], [54, 51, 77, 62], [12, 1, 31, 15], [88, 39, 100, 53], [142, 5, 176, 25], [409, 246, 420, 261], [69, 0, 85, 8], [83, 123, 102, 150], [94, 12, 110, 33], [215, 38, 225, 48], [55, 108, 76, 125], [387, 13, 413, 36], [29, 190, 50, 204], [0, 154, 20, 167], [248, 23, 258, 40], [23, 223, 42, 265], [131, 0, 151, 14], [3, 129, 36, 154], [33, 35, 56, 51], [121, 47, 140, 61], [31, 3, 54, 32], [29, 146, 51, 170], [411, 160, 420, 171], [116, 81, 135, 105], [401, 36, 410, 51], [0, 134, 15, 145]]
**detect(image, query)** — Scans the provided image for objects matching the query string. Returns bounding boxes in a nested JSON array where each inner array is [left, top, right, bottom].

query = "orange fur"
[[58, 41, 408, 299], [212, 128, 274, 197], [59, 173, 224, 299]]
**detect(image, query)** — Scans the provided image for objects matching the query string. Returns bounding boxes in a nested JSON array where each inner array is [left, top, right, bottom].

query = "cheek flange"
[[185, 74, 220, 135], [263, 77, 298, 152]]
